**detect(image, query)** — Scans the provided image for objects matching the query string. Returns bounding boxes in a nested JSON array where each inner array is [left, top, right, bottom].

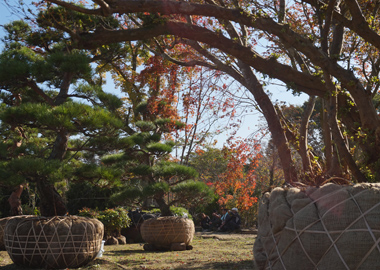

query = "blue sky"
[[0, 2, 16, 43], [0, 0, 308, 146]]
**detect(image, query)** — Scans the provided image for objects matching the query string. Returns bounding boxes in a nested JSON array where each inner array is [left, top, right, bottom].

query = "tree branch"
[[47, 0, 103, 15], [76, 21, 327, 96], [26, 80, 55, 106], [345, 0, 367, 25], [302, 0, 380, 52], [93, 0, 112, 16]]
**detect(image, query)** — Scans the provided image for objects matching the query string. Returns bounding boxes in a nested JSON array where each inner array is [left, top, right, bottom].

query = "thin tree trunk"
[[299, 95, 316, 175], [322, 99, 333, 173], [8, 185, 24, 216], [325, 77, 367, 182], [321, 99, 343, 177], [269, 150, 275, 187]]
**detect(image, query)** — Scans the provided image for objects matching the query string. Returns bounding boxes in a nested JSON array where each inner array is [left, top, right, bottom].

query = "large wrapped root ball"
[[0, 215, 34, 251], [0, 216, 18, 251], [140, 216, 194, 249], [254, 183, 380, 270], [4, 215, 104, 269]]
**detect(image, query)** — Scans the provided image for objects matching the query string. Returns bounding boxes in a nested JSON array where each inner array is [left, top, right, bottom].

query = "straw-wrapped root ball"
[[140, 216, 194, 251], [0, 216, 19, 251], [254, 183, 380, 270], [0, 215, 35, 251], [4, 215, 104, 269]]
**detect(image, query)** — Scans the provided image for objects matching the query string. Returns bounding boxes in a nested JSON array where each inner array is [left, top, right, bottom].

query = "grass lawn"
[[0, 232, 257, 270]]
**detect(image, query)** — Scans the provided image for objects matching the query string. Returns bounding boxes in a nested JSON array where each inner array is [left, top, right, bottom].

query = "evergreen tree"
[[0, 16, 124, 216], [108, 101, 213, 216]]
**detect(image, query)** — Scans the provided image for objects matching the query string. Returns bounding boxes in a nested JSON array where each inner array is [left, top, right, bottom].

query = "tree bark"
[[245, 75, 298, 184], [37, 177, 67, 216], [324, 76, 367, 182], [39, 128, 69, 216], [219, 18, 298, 184], [8, 185, 24, 216], [322, 99, 333, 173], [299, 96, 316, 175], [155, 196, 172, 216], [49, 130, 69, 160]]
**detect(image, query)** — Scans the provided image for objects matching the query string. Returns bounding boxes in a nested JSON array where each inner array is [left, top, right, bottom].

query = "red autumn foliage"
[[210, 138, 261, 211]]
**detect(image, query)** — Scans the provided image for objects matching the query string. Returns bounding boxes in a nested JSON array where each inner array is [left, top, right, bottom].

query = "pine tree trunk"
[[36, 129, 69, 216], [8, 185, 24, 216], [155, 196, 172, 216], [37, 178, 67, 216]]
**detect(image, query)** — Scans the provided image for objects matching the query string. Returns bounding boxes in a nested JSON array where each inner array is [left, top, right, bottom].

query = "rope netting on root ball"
[[140, 216, 194, 250], [4, 215, 104, 269], [253, 183, 380, 270], [0, 215, 34, 251]]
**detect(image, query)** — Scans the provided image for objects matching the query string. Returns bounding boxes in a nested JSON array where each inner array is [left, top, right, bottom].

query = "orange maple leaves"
[[209, 138, 261, 211]]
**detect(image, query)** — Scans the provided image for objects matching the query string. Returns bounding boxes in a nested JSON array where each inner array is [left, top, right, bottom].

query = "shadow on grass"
[[0, 265, 47, 270], [0, 265, 20, 270], [0, 258, 257, 270], [106, 249, 169, 256], [173, 259, 255, 270], [107, 249, 147, 256]]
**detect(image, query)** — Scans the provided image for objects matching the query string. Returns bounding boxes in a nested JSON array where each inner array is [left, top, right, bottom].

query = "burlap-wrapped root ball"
[[254, 183, 380, 270], [4, 215, 104, 269], [1, 216, 19, 251], [0, 215, 34, 251], [140, 216, 194, 250]]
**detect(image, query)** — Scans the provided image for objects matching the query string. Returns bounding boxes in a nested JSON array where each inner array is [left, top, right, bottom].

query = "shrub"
[[78, 207, 131, 237], [78, 207, 98, 218]]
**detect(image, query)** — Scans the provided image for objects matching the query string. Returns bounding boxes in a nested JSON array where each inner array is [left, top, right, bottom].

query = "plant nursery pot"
[[254, 183, 380, 270], [140, 216, 194, 249], [4, 215, 104, 269]]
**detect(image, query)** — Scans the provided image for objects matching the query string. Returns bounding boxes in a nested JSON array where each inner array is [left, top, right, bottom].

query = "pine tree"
[[108, 101, 213, 216], [0, 17, 124, 216]]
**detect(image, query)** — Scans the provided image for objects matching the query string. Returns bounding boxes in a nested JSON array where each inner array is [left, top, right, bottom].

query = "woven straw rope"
[[262, 187, 380, 270], [0, 218, 10, 249], [4, 216, 102, 268]]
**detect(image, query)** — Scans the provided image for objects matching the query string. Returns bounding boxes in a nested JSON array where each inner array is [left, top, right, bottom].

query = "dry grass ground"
[[0, 232, 257, 270]]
